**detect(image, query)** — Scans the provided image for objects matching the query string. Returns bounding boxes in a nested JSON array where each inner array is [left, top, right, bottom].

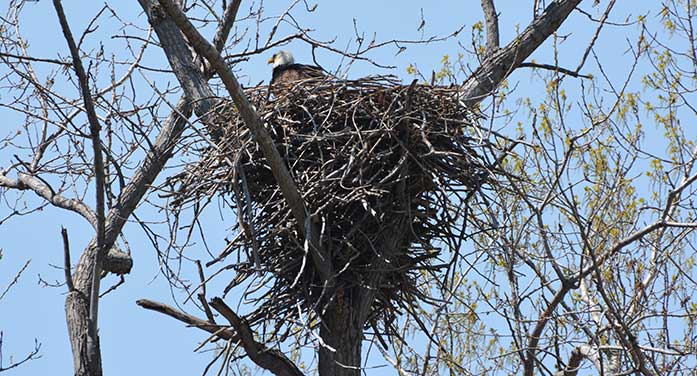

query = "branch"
[[64, 96, 191, 376], [556, 344, 604, 376], [72, 96, 192, 286], [0, 333, 41, 373], [524, 216, 697, 376], [0, 260, 30, 301], [481, 0, 500, 56], [0, 51, 71, 66], [52, 2, 107, 358], [0, 173, 97, 227], [136, 299, 236, 340], [138, 0, 218, 132], [209, 298, 305, 376], [212, 0, 242, 53], [518, 62, 591, 79], [461, 0, 583, 105], [155, 0, 333, 282], [0, 173, 132, 275], [61, 227, 75, 292]]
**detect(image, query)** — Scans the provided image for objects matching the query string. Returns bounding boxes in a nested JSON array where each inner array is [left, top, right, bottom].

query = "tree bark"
[[318, 293, 364, 376]]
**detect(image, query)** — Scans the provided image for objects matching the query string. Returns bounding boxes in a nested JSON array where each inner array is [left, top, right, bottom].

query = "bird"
[[267, 50, 326, 88]]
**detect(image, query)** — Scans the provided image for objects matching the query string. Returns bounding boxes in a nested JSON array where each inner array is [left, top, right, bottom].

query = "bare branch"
[[138, 0, 218, 128], [136, 299, 237, 340], [209, 298, 305, 376], [0, 173, 97, 227], [0, 51, 70, 66], [518, 62, 591, 79], [61, 227, 75, 292], [212, 0, 242, 53], [0, 333, 41, 373], [0, 260, 30, 301], [556, 344, 605, 376]]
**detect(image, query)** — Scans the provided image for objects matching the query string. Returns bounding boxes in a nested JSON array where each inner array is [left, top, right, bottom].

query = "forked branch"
[[462, 0, 583, 105], [209, 298, 305, 376], [137, 298, 305, 376]]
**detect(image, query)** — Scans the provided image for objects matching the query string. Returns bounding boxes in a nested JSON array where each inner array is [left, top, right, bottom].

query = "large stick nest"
[[166, 75, 492, 337]]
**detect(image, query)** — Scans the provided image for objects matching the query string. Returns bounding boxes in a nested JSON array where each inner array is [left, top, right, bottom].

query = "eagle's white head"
[[268, 50, 295, 68]]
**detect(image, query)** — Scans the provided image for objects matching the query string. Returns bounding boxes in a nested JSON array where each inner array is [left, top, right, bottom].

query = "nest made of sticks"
[[166, 75, 491, 338]]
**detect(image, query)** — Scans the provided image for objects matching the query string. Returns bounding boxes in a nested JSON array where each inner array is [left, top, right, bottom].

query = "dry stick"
[[52, 0, 106, 373], [195, 260, 216, 323], [0, 51, 71, 66], [575, 0, 617, 73], [156, 0, 332, 282]]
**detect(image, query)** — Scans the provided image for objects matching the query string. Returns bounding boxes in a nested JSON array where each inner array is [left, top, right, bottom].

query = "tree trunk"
[[65, 265, 102, 376], [318, 290, 364, 376]]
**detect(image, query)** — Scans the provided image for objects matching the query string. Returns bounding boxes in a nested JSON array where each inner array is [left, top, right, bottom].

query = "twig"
[[518, 62, 591, 79], [0, 333, 41, 372], [0, 51, 71, 66], [195, 260, 216, 323], [0, 260, 31, 301]]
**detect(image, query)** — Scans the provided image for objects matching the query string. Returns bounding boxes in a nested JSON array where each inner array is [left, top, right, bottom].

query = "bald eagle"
[[268, 50, 326, 88]]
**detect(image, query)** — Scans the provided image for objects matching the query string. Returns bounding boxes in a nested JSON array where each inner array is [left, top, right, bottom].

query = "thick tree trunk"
[[66, 289, 101, 376], [318, 291, 364, 376]]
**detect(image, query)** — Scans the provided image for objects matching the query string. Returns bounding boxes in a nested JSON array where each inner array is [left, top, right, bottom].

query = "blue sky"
[[0, 1, 664, 375]]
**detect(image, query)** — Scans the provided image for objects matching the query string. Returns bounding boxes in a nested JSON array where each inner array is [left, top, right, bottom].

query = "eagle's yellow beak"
[[267, 56, 275, 64]]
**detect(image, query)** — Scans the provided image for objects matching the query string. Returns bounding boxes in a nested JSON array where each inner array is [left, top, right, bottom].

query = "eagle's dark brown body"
[[271, 63, 325, 86], [268, 51, 326, 95]]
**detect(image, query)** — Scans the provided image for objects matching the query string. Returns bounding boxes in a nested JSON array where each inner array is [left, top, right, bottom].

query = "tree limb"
[[0, 173, 132, 275], [0, 173, 97, 227], [462, 0, 583, 105], [61, 227, 75, 292], [138, 0, 219, 136], [209, 298, 305, 376], [212, 0, 242, 53], [481, 0, 500, 56], [518, 62, 591, 78], [136, 299, 237, 340], [138, 298, 305, 376]]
